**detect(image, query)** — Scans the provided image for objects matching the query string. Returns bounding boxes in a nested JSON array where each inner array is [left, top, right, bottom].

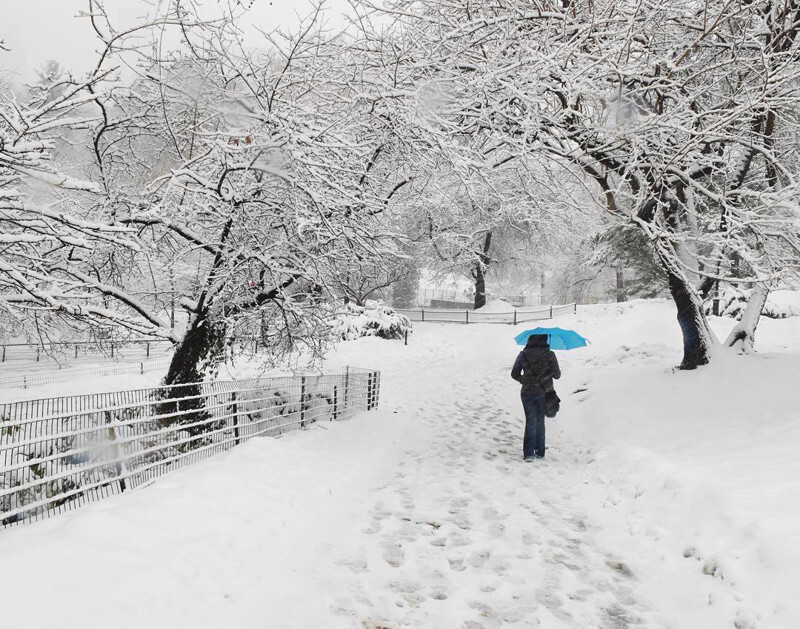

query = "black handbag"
[[522, 353, 560, 418]]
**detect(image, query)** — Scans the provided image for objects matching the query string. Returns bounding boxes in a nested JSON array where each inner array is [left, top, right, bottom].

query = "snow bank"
[[473, 298, 516, 313], [556, 301, 800, 626]]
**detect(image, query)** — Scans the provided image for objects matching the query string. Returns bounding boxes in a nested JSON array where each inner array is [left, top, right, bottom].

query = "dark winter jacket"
[[511, 334, 561, 396]]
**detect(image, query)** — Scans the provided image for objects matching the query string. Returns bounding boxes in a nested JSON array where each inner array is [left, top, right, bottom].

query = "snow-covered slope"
[[1, 299, 798, 627]]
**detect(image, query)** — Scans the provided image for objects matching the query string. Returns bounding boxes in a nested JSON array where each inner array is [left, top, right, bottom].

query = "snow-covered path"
[[2, 301, 799, 628], [324, 373, 657, 628]]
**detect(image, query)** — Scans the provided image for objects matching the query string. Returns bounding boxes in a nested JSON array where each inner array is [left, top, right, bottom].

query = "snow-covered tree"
[[359, 0, 800, 367], [0, 2, 401, 416]]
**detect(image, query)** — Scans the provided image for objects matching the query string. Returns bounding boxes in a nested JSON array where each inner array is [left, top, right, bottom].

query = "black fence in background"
[[395, 303, 577, 324], [0, 339, 173, 364], [0, 367, 380, 529]]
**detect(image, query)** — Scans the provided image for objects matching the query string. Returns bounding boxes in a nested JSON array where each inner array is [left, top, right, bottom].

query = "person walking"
[[510, 333, 561, 460]]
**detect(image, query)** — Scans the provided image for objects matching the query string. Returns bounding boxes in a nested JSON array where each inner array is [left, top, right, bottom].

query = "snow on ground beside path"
[[0, 299, 798, 627], [474, 299, 517, 313], [0, 368, 163, 403], [549, 301, 800, 627]]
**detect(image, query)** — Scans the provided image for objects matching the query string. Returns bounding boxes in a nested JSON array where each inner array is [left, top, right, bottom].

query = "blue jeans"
[[521, 394, 546, 458]]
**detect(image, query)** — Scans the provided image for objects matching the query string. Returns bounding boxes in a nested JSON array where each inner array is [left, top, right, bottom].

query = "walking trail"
[[317, 324, 677, 628]]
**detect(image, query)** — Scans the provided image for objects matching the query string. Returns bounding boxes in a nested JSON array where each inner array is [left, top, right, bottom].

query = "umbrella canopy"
[[514, 327, 589, 350]]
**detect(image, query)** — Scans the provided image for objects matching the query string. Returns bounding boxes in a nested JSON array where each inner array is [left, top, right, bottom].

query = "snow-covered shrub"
[[705, 287, 800, 319], [332, 302, 412, 341], [763, 290, 800, 319]]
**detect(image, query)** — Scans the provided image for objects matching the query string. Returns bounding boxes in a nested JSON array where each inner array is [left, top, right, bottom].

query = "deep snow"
[[1, 300, 798, 628]]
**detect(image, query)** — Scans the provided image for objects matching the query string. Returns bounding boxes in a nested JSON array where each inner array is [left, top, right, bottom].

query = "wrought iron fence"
[[0, 367, 380, 529], [395, 303, 577, 324]]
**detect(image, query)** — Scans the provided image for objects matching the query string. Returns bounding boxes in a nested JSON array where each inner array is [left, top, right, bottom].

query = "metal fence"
[[0, 339, 173, 365], [395, 303, 577, 324], [0, 366, 380, 529], [416, 287, 542, 308], [0, 357, 173, 390]]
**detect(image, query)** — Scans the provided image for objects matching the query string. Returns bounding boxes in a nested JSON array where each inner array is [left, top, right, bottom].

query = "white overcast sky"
[[1, 0, 352, 82]]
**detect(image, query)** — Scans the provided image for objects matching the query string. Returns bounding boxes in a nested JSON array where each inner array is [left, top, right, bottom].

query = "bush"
[[332, 302, 412, 340], [705, 287, 800, 319]]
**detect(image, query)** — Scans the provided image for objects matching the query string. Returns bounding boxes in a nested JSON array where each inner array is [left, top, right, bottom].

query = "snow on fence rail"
[[394, 303, 577, 324], [0, 367, 380, 528]]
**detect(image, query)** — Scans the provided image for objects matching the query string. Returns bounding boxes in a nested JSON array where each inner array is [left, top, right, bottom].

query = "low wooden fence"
[[0, 367, 380, 528], [395, 303, 577, 324]]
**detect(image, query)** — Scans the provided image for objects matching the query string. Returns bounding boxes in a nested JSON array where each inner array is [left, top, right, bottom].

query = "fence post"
[[110, 343, 115, 358], [574, 303, 577, 314], [231, 391, 240, 445], [344, 367, 350, 417], [549, 305, 553, 318], [404, 330, 408, 346], [1, 345, 4, 362], [465, 310, 469, 324], [332, 385, 338, 420], [105, 411, 127, 493], [513, 310, 517, 325], [300, 376, 306, 428], [36, 348, 40, 362], [421, 308, 425, 322], [146, 342, 150, 358]]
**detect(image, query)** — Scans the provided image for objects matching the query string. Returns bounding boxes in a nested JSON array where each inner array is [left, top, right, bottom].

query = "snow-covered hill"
[[1, 299, 798, 627]]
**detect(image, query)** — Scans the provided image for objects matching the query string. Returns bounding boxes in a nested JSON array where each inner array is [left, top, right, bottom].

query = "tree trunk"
[[160, 307, 227, 437], [666, 269, 716, 369], [725, 284, 769, 353], [474, 263, 487, 309], [615, 266, 625, 302], [473, 231, 492, 309]]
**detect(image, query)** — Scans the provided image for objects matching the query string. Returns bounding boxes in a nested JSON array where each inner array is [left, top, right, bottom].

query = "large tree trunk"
[[725, 284, 769, 353], [666, 269, 716, 369], [160, 307, 227, 436], [474, 264, 487, 309], [473, 231, 492, 309]]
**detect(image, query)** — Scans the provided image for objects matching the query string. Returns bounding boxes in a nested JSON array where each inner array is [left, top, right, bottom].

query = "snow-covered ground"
[[1, 300, 799, 628]]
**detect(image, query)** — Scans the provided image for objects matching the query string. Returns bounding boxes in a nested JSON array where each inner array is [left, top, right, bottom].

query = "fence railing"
[[0, 367, 380, 529], [395, 303, 577, 324], [0, 339, 173, 364]]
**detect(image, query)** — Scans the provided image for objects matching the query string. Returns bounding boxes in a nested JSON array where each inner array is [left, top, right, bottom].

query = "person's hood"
[[526, 334, 550, 348]]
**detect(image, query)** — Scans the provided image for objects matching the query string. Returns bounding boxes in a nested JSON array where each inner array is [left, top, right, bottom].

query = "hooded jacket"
[[511, 334, 561, 396]]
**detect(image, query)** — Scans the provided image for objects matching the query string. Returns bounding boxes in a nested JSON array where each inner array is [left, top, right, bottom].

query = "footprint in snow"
[[487, 522, 506, 538], [469, 549, 492, 568], [447, 556, 466, 572], [335, 556, 368, 574], [482, 506, 501, 520], [382, 541, 404, 568]]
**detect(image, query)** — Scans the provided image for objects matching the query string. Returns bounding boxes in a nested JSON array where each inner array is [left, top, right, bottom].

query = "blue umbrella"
[[514, 327, 589, 350]]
